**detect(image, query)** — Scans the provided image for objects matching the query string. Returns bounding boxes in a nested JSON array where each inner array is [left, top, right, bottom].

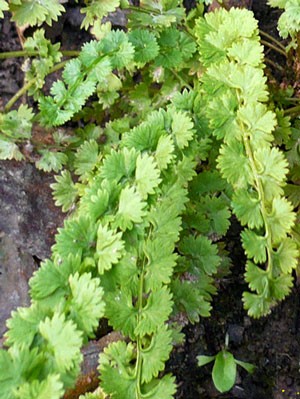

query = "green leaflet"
[[15, 375, 64, 399], [0, 0, 8, 18], [128, 30, 160, 66], [80, 0, 120, 29], [51, 171, 78, 213], [96, 224, 125, 273], [9, 0, 65, 26], [67, 272, 105, 338], [0, 104, 33, 161], [53, 216, 98, 260], [116, 185, 147, 230], [269, 0, 300, 47], [39, 313, 83, 377]]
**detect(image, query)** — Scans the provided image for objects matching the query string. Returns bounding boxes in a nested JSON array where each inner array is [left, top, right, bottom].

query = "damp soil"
[[1, 1, 300, 399]]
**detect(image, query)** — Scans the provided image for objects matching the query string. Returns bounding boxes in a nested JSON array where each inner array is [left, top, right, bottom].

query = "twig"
[[259, 29, 286, 52], [4, 60, 69, 112], [0, 50, 80, 59], [261, 39, 287, 58]]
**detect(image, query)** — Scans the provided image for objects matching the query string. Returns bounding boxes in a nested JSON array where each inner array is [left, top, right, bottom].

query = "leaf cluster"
[[195, 7, 299, 317]]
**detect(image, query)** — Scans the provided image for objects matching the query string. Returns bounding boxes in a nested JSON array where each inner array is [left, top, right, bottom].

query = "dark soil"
[[1, 2, 300, 399]]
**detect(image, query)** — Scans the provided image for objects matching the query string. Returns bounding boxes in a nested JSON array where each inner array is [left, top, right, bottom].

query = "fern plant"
[[0, 3, 299, 399]]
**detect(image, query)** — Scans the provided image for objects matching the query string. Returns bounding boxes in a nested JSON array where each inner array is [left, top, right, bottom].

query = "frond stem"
[[0, 50, 80, 59], [259, 30, 286, 52], [261, 39, 287, 58], [4, 60, 68, 112]]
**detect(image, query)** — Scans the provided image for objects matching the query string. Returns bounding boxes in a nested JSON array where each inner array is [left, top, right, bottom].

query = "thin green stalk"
[[4, 60, 68, 112], [264, 57, 285, 72], [284, 104, 300, 116], [261, 39, 287, 58], [259, 29, 286, 52], [242, 134, 273, 275], [4, 80, 34, 112], [0, 50, 80, 59], [127, 5, 160, 15], [170, 69, 193, 91]]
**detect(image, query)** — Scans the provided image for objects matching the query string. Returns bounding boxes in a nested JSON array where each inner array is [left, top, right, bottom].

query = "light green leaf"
[[51, 170, 78, 212], [53, 216, 97, 260], [99, 341, 136, 399], [270, 273, 294, 300], [273, 238, 299, 274], [81, 187, 110, 223], [155, 134, 175, 170], [81, 0, 120, 29], [141, 374, 176, 399], [235, 359, 256, 374], [39, 313, 83, 373], [135, 153, 161, 199], [232, 189, 263, 229], [144, 238, 177, 291], [15, 374, 64, 399], [105, 288, 138, 339], [116, 186, 147, 230], [99, 30, 134, 69], [227, 39, 263, 66], [245, 261, 269, 294], [0, 139, 24, 161], [255, 147, 289, 201], [0, 0, 8, 18], [237, 103, 276, 148], [68, 272, 105, 337], [62, 58, 82, 86], [129, 29, 160, 66], [101, 147, 138, 183], [197, 355, 216, 367], [141, 325, 173, 383], [96, 224, 125, 273], [241, 230, 267, 264], [0, 105, 33, 139], [74, 139, 99, 179], [36, 150, 68, 173], [0, 349, 16, 399], [212, 350, 237, 393], [267, 197, 296, 244], [171, 109, 195, 149], [10, 0, 65, 26], [135, 286, 173, 337], [217, 141, 253, 189], [5, 303, 49, 348], [179, 236, 221, 275], [29, 256, 83, 307]]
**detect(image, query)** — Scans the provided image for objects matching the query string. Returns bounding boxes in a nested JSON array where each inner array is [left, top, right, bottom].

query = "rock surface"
[[0, 160, 64, 335]]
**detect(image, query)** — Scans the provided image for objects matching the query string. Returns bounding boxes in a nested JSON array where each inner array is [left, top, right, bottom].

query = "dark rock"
[[0, 160, 64, 335], [0, 234, 37, 336], [0, 160, 64, 260]]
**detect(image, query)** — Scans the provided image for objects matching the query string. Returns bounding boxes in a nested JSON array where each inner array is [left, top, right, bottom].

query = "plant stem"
[[127, 5, 160, 15], [0, 50, 80, 59], [264, 57, 285, 73], [4, 60, 68, 112], [170, 69, 193, 91], [259, 30, 286, 52], [4, 80, 34, 112], [261, 39, 287, 58], [243, 133, 273, 275], [284, 105, 300, 116]]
